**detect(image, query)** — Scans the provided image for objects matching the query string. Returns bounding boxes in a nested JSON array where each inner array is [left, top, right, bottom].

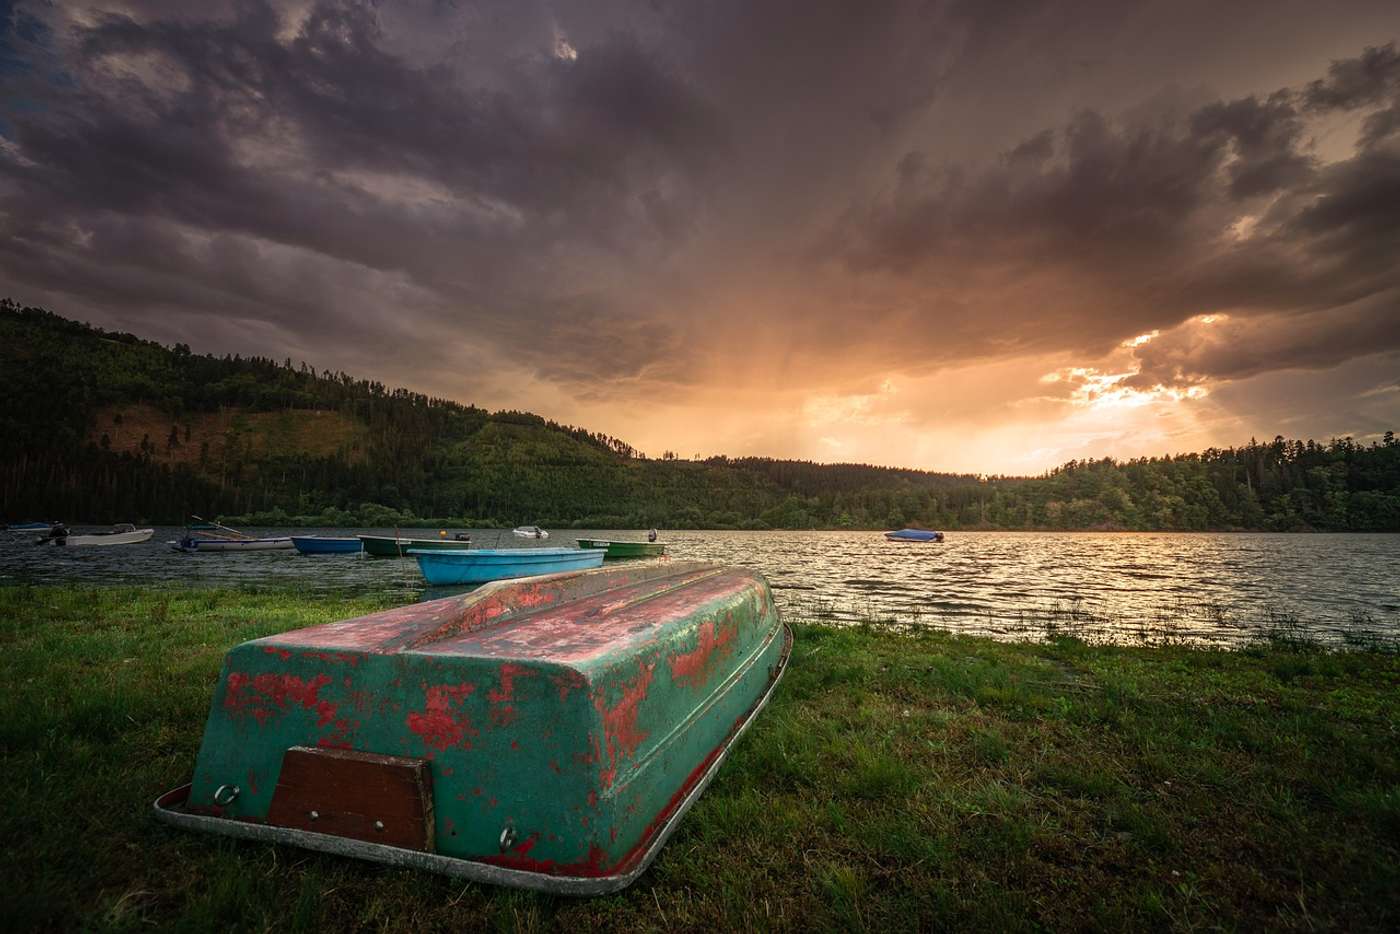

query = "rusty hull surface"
[[158, 561, 789, 891]]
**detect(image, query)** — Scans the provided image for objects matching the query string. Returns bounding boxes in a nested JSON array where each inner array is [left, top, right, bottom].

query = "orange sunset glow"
[[3, 1, 1399, 474]]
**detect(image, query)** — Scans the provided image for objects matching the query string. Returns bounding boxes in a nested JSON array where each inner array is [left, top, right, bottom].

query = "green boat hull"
[[359, 535, 470, 557], [156, 562, 788, 892], [575, 538, 666, 559]]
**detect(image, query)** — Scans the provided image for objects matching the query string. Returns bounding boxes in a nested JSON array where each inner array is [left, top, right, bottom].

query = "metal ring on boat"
[[212, 784, 240, 806]]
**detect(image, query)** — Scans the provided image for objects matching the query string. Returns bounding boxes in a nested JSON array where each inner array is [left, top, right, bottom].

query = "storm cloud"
[[1, 0, 1398, 469]]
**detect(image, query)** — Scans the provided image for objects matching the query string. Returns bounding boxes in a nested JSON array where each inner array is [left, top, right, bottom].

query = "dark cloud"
[[0, 0, 1397, 458], [832, 41, 1400, 371]]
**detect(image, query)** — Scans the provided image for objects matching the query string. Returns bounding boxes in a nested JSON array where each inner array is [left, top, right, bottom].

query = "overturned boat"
[[154, 561, 790, 894]]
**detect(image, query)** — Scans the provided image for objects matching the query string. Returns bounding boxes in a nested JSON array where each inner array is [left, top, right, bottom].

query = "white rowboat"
[[62, 527, 155, 546]]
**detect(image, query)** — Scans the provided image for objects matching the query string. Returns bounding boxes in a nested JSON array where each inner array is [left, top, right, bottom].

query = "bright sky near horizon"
[[2, 1, 1399, 473]]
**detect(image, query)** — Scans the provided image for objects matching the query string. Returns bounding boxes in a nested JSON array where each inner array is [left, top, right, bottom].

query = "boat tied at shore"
[[170, 517, 293, 553], [358, 533, 471, 558], [412, 546, 605, 585], [35, 523, 155, 546], [291, 536, 363, 555], [575, 538, 666, 559]]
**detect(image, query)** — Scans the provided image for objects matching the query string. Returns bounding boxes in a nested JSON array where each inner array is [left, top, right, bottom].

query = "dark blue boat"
[[884, 528, 944, 543], [291, 536, 364, 555]]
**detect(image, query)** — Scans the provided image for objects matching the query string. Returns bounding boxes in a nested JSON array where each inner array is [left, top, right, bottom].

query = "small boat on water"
[[154, 561, 790, 893], [171, 517, 295, 553], [413, 546, 604, 585], [291, 536, 363, 555], [358, 533, 471, 558], [884, 528, 944, 543], [513, 525, 549, 539], [38, 523, 155, 546], [172, 536, 294, 553], [6, 521, 54, 533], [575, 538, 666, 559]]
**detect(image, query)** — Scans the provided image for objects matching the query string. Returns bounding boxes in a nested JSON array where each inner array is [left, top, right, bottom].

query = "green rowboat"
[[155, 561, 790, 893], [575, 538, 666, 559], [358, 534, 471, 557]]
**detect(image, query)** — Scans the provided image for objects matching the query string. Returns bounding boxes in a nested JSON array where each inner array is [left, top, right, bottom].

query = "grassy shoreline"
[[3, 585, 1398, 931]]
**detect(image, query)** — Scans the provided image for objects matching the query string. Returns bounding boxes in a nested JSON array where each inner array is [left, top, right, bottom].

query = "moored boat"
[[358, 533, 471, 558], [884, 528, 944, 543], [171, 536, 294, 553], [153, 561, 791, 893], [575, 538, 666, 559], [47, 523, 154, 546], [512, 525, 549, 539], [6, 521, 54, 533], [412, 546, 604, 585], [291, 536, 363, 555]]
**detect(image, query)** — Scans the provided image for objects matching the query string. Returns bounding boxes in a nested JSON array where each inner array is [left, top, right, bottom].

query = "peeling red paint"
[[481, 842, 609, 877], [550, 668, 588, 701], [316, 717, 356, 749], [593, 661, 655, 789], [314, 700, 337, 727], [263, 646, 292, 660], [224, 672, 332, 725], [406, 682, 478, 750], [668, 618, 739, 689], [488, 663, 531, 702]]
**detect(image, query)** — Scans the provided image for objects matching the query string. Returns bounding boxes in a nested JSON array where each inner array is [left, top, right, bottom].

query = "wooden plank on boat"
[[267, 747, 434, 851]]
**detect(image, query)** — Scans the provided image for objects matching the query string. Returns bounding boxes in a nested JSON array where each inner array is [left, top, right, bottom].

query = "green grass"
[[1, 585, 1398, 931]]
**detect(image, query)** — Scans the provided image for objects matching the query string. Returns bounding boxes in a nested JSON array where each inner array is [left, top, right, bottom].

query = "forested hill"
[[2, 299, 1398, 531]]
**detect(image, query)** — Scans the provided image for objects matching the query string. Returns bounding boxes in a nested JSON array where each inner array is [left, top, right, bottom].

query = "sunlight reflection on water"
[[3, 528, 1397, 645]]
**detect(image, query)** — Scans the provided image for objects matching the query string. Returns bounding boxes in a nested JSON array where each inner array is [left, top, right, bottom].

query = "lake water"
[[3, 528, 1397, 646]]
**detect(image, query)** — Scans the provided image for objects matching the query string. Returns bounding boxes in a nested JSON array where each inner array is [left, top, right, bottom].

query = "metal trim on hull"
[[153, 624, 792, 895]]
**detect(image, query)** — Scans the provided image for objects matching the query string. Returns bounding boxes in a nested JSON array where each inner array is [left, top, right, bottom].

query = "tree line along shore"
[[4, 299, 1399, 532]]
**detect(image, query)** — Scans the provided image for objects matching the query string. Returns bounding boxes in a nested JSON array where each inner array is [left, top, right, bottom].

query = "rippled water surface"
[[3, 528, 1397, 644]]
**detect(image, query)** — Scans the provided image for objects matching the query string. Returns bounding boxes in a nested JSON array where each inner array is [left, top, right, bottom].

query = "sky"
[[2, 0, 1399, 474]]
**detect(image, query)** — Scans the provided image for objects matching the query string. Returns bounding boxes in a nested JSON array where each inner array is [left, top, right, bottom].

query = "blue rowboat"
[[291, 536, 364, 555], [884, 528, 944, 542], [411, 547, 606, 585]]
